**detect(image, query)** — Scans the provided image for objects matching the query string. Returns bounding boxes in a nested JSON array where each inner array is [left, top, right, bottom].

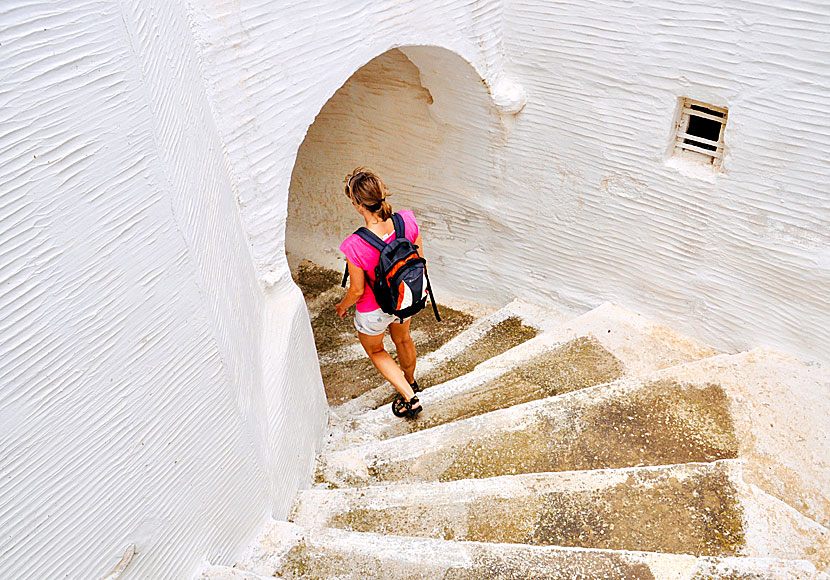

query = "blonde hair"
[[344, 167, 393, 221]]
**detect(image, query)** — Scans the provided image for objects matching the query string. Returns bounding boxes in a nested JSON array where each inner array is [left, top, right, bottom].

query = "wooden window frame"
[[674, 98, 728, 167]]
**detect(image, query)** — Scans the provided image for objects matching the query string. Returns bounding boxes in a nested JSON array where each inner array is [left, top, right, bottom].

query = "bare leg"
[[389, 319, 417, 384], [358, 331, 418, 404]]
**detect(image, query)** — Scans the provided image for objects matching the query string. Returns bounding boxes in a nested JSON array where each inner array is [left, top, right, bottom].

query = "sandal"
[[410, 380, 421, 394], [392, 394, 422, 418]]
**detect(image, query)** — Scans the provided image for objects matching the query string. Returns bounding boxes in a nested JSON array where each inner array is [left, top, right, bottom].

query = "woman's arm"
[[335, 260, 365, 317], [414, 234, 424, 259]]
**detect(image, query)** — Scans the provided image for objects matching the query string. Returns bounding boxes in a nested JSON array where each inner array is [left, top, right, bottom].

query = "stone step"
[[651, 348, 830, 531], [293, 259, 344, 305], [330, 298, 559, 416], [324, 302, 720, 452], [294, 460, 829, 563], [230, 521, 825, 580], [316, 373, 740, 488], [297, 461, 745, 556]]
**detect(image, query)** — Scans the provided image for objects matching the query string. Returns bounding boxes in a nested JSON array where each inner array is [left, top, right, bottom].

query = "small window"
[[674, 98, 727, 167]]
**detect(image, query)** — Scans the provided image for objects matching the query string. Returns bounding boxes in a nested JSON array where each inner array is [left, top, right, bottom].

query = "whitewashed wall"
[[2, 0, 828, 579], [281, 1, 830, 365], [0, 2, 326, 579], [498, 0, 830, 364]]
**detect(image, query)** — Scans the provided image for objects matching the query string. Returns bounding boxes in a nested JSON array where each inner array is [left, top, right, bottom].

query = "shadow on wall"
[[286, 46, 508, 304]]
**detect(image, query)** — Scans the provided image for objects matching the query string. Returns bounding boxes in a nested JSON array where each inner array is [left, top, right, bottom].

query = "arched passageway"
[[286, 46, 506, 301]]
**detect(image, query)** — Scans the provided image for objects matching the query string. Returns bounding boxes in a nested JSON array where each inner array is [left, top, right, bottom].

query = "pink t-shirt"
[[339, 210, 420, 312]]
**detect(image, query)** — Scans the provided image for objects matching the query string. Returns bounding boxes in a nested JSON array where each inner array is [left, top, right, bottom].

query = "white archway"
[[286, 45, 510, 302]]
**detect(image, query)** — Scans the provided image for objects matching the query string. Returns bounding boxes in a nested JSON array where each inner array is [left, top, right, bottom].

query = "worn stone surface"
[[274, 538, 660, 580], [436, 380, 738, 482], [307, 462, 743, 556], [309, 293, 359, 357], [409, 305, 476, 360], [415, 316, 540, 392], [319, 357, 385, 406], [529, 468, 744, 555], [336, 379, 740, 486], [198, 566, 268, 580], [235, 522, 822, 580], [443, 548, 658, 580], [410, 335, 623, 431], [294, 260, 343, 302]]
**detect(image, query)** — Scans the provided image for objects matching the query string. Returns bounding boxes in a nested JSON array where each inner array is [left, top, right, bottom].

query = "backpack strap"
[[423, 268, 441, 322], [345, 217, 411, 292], [354, 227, 387, 252], [350, 228, 388, 291], [343, 227, 384, 288], [391, 212, 405, 240]]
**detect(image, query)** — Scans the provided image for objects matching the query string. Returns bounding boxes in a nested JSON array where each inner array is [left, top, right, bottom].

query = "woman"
[[335, 168, 423, 418]]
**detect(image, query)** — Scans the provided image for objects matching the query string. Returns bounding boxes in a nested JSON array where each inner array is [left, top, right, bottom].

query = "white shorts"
[[353, 308, 408, 336]]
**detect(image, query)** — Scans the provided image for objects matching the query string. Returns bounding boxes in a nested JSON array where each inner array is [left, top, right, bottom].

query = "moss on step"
[[366, 316, 539, 410], [410, 335, 623, 432], [326, 463, 743, 557], [377, 380, 740, 483], [294, 260, 343, 300]]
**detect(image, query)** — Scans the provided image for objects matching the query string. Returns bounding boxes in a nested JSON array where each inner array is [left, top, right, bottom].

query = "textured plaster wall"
[[283, 1, 829, 365], [186, 0, 511, 279], [498, 0, 830, 364], [2, 0, 828, 578], [0, 2, 325, 579]]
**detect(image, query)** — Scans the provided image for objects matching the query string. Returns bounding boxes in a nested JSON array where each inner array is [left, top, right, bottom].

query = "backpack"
[[341, 213, 440, 321]]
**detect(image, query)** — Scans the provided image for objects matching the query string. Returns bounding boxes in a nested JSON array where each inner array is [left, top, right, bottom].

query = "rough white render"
[[282, 1, 830, 365], [0, 2, 326, 579], [1, 1, 828, 580], [498, 0, 830, 363]]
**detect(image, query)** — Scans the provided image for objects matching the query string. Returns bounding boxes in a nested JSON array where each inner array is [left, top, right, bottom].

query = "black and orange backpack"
[[342, 213, 440, 321]]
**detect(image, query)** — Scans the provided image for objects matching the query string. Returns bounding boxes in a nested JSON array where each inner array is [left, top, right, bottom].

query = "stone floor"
[[201, 261, 830, 579]]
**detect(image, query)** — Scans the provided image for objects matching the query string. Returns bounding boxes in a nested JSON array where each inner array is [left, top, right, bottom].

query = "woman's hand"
[[335, 302, 348, 318]]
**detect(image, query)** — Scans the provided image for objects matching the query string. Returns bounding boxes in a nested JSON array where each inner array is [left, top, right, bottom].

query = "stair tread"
[[233, 521, 825, 580], [331, 299, 550, 415], [316, 373, 740, 487], [199, 566, 268, 580], [295, 459, 829, 561], [325, 302, 721, 453], [295, 460, 747, 556]]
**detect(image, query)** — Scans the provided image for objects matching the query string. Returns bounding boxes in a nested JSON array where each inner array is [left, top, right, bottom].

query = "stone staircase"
[[201, 262, 829, 579]]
